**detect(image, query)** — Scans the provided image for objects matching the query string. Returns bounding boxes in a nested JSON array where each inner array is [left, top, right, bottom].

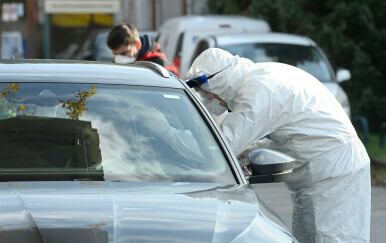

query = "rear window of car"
[[0, 83, 236, 184], [220, 43, 333, 82]]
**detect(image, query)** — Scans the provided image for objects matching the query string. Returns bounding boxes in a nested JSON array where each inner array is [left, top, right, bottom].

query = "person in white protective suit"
[[187, 48, 371, 243]]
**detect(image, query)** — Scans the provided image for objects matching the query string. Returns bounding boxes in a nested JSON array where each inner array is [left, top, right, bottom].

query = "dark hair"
[[107, 24, 140, 50]]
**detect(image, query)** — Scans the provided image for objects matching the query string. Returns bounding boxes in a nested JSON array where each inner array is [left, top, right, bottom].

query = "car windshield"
[[220, 43, 333, 82], [0, 83, 235, 184]]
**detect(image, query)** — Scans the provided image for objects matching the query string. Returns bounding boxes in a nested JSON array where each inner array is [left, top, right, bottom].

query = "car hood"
[[0, 181, 292, 243]]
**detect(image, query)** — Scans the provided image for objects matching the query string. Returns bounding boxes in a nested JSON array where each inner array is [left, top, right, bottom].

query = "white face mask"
[[115, 55, 136, 64], [205, 97, 228, 116]]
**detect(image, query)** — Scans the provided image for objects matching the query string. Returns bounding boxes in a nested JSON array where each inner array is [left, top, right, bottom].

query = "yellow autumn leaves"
[[1, 83, 20, 98], [0, 83, 20, 117], [59, 84, 98, 120], [1, 83, 98, 120]]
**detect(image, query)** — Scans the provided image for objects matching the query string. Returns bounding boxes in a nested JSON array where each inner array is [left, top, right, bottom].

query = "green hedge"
[[208, 0, 386, 132]]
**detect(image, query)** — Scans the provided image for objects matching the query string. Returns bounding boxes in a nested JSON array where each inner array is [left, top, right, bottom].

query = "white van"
[[157, 15, 271, 78], [190, 32, 352, 118]]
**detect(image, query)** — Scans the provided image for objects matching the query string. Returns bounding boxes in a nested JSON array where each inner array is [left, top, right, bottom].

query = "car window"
[[94, 33, 114, 62], [173, 32, 184, 70], [220, 43, 333, 82], [191, 40, 210, 67], [0, 83, 235, 184], [1, 32, 24, 59]]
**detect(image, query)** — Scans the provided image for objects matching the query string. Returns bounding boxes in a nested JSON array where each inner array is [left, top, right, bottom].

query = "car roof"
[[211, 32, 317, 46], [160, 15, 270, 32], [0, 59, 184, 88]]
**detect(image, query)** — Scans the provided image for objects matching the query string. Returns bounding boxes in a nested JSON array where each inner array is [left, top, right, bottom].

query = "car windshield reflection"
[[0, 83, 235, 184]]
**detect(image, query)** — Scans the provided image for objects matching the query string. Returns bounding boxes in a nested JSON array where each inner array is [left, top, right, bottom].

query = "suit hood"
[[187, 48, 255, 110]]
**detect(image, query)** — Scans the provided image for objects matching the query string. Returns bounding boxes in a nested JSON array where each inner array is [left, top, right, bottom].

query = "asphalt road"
[[253, 183, 386, 243]]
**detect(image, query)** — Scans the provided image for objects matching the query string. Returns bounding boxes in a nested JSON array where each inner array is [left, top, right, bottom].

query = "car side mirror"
[[336, 69, 351, 83], [247, 149, 295, 184]]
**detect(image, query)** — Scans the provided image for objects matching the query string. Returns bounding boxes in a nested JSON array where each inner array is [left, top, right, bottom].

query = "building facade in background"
[[0, 0, 208, 59]]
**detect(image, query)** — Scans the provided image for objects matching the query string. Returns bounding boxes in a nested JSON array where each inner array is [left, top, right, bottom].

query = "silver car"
[[0, 60, 297, 242]]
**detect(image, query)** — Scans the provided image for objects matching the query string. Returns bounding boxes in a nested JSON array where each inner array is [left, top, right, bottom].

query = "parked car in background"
[[191, 32, 352, 118], [74, 29, 158, 62], [0, 59, 298, 242], [157, 15, 271, 78], [1, 31, 24, 59], [73, 28, 114, 62]]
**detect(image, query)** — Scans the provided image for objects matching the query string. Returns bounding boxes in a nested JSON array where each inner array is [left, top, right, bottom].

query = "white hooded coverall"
[[187, 48, 371, 243]]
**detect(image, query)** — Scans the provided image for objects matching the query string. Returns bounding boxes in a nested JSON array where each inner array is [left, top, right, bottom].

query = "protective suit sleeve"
[[219, 80, 284, 156], [253, 138, 272, 148]]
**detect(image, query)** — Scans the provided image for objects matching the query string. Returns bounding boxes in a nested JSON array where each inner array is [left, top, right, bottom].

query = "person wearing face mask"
[[193, 87, 228, 116], [106, 23, 181, 78], [188, 48, 371, 243]]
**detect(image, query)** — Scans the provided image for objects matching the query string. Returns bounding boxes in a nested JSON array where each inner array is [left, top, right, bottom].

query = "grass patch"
[[357, 132, 386, 160], [357, 132, 386, 186]]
